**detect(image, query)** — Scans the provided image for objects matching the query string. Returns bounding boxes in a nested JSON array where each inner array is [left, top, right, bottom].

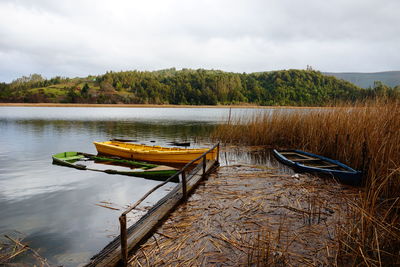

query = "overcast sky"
[[0, 0, 399, 82]]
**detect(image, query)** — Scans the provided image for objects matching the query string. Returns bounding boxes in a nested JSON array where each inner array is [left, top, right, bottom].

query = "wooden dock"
[[84, 144, 219, 267]]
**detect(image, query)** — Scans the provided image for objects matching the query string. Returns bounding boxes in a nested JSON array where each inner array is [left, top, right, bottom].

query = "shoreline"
[[0, 103, 325, 109]]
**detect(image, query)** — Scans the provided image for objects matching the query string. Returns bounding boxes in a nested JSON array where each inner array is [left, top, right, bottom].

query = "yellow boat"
[[93, 141, 217, 164]]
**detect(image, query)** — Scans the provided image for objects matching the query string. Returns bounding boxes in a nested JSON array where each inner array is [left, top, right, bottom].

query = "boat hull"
[[93, 141, 216, 164], [273, 149, 362, 186], [52, 152, 179, 180]]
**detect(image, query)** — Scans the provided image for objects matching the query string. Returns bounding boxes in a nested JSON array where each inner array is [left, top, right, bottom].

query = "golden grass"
[[212, 100, 400, 265]]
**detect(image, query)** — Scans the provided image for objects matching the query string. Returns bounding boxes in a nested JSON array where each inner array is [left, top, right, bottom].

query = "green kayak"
[[52, 152, 179, 181]]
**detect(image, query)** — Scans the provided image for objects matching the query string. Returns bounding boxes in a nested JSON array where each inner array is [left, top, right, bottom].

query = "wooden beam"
[[310, 164, 339, 169], [291, 158, 321, 162], [279, 152, 302, 155], [279, 152, 317, 161]]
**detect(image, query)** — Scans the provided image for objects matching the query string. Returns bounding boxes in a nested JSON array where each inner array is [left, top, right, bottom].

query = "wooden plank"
[[84, 160, 218, 267], [279, 152, 302, 155], [279, 152, 316, 161], [119, 215, 127, 267], [309, 164, 340, 169], [291, 158, 321, 162], [148, 165, 178, 171]]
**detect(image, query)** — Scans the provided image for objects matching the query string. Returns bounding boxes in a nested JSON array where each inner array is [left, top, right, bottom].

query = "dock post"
[[119, 214, 128, 267], [216, 143, 220, 163], [181, 171, 187, 200], [202, 155, 206, 177]]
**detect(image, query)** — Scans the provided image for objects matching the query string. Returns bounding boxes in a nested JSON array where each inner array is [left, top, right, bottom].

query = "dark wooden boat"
[[272, 149, 362, 186], [52, 152, 179, 181]]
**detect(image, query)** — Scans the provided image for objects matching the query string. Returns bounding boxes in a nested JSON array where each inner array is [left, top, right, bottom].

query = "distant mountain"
[[323, 71, 400, 88]]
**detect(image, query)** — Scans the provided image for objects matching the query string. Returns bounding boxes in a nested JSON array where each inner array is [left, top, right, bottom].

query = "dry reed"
[[128, 164, 353, 266], [0, 234, 50, 266], [213, 100, 400, 265]]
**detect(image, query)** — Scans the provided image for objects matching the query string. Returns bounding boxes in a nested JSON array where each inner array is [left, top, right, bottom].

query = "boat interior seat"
[[64, 155, 85, 161], [292, 158, 321, 162], [311, 164, 340, 168]]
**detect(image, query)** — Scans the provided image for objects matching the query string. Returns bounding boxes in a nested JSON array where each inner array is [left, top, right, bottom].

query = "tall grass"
[[212, 100, 400, 265]]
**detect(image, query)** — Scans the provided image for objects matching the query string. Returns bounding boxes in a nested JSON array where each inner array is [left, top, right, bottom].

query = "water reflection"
[[221, 146, 295, 175], [2, 119, 217, 147], [0, 107, 273, 267], [0, 106, 254, 122]]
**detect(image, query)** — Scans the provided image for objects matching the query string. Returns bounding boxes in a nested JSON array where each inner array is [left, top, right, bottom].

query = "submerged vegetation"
[[213, 100, 400, 265], [0, 233, 50, 266], [1, 69, 399, 105], [128, 163, 353, 266]]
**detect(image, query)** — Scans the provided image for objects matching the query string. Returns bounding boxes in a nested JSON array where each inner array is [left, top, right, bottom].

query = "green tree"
[[81, 83, 90, 98]]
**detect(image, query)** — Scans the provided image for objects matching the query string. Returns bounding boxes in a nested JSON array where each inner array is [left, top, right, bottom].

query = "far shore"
[[0, 102, 326, 109]]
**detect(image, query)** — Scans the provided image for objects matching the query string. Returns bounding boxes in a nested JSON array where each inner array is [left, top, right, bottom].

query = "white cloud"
[[0, 0, 399, 82]]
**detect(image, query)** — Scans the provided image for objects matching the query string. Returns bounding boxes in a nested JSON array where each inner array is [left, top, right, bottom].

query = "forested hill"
[[1, 69, 399, 105]]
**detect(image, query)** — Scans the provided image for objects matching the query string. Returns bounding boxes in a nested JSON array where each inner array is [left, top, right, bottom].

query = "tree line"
[[1, 69, 399, 105]]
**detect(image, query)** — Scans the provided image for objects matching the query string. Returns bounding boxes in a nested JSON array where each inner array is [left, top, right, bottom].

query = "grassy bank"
[[212, 101, 400, 265]]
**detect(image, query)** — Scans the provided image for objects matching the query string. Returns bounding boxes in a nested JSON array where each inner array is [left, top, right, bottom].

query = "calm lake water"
[[0, 106, 269, 266]]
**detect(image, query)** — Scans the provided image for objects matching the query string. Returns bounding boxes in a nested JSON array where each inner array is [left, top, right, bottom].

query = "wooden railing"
[[118, 143, 220, 267]]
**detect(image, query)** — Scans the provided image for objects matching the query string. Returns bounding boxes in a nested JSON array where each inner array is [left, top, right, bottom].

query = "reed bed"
[[213, 101, 400, 265], [0, 233, 50, 266], [129, 164, 355, 266]]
